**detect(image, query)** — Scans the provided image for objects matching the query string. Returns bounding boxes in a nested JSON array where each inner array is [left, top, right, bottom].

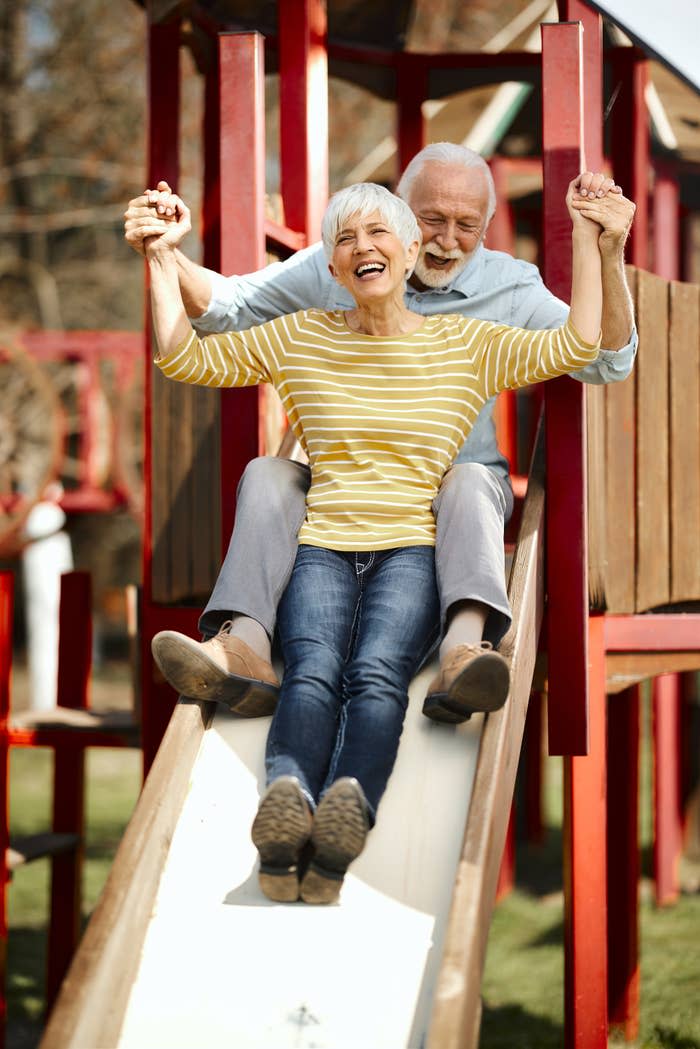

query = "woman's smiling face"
[[328, 209, 419, 304]]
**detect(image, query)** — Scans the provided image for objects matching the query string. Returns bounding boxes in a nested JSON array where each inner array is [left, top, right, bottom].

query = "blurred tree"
[[0, 0, 147, 330]]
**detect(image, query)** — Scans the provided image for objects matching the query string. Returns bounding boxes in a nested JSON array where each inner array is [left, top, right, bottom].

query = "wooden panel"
[[428, 430, 545, 1048], [669, 281, 700, 602], [606, 651, 700, 694], [587, 381, 607, 609], [604, 267, 638, 612], [635, 269, 670, 610]]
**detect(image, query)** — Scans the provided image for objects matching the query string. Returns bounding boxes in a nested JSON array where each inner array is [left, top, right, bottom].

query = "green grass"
[[7, 745, 141, 1049]]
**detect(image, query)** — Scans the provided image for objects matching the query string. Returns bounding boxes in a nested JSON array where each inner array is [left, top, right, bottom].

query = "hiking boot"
[[422, 642, 510, 724], [251, 776, 313, 902], [151, 621, 279, 716], [300, 778, 370, 905]]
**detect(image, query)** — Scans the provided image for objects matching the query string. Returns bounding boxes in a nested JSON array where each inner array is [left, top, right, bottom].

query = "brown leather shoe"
[[151, 621, 279, 716], [422, 642, 510, 724]]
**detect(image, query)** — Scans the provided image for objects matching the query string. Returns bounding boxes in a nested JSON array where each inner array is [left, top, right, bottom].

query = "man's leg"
[[151, 456, 309, 713], [424, 462, 513, 723]]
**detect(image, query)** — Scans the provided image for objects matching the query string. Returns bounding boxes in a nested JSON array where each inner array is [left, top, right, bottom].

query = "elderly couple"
[[125, 142, 636, 904]]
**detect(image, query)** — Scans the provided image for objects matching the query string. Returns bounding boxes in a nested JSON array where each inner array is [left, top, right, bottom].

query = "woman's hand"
[[124, 181, 190, 257]]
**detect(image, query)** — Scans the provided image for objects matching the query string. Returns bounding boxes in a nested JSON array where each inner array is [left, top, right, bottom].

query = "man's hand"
[[141, 194, 192, 260], [567, 172, 620, 237], [124, 180, 183, 257]]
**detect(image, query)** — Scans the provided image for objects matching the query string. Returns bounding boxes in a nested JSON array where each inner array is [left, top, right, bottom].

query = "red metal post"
[[653, 163, 680, 281], [541, 20, 588, 756], [46, 572, 91, 1007], [396, 55, 427, 179], [279, 0, 328, 242], [0, 573, 13, 1048], [140, 18, 182, 775], [563, 614, 608, 1049], [488, 156, 519, 474], [216, 33, 266, 555], [606, 685, 640, 1041], [495, 806, 516, 902], [524, 691, 545, 843], [609, 48, 649, 268], [653, 673, 682, 905]]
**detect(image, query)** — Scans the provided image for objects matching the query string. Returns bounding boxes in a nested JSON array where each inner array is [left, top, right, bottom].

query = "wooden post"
[[141, 17, 182, 775], [217, 32, 266, 554], [0, 572, 13, 1047], [46, 572, 91, 1007], [653, 673, 682, 905], [396, 55, 427, 179], [563, 614, 608, 1048], [607, 685, 640, 1041], [609, 48, 649, 269], [279, 0, 328, 242]]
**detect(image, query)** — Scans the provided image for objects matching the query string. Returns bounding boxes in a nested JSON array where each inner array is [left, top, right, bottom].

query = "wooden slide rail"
[[429, 426, 546, 1049], [39, 698, 214, 1049], [41, 432, 545, 1049]]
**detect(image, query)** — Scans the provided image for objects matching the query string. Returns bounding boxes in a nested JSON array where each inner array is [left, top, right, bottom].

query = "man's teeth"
[[356, 263, 385, 276]]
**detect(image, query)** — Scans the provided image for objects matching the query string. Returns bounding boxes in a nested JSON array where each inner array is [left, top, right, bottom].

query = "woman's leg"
[[265, 545, 360, 804], [300, 546, 439, 904]]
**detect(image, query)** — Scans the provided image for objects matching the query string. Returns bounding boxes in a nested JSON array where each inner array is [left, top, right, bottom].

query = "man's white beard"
[[412, 243, 472, 289]]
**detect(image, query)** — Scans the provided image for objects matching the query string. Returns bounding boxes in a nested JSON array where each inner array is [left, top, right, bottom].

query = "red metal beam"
[[604, 614, 700, 651], [653, 163, 680, 281], [279, 0, 328, 242], [541, 20, 588, 756], [396, 54, 427, 180], [141, 18, 181, 775], [609, 48, 649, 269], [653, 674, 683, 905], [607, 685, 640, 1041], [0, 572, 13, 1048], [217, 33, 266, 558], [46, 572, 91, 1008], [563, 614, 608, 1049]]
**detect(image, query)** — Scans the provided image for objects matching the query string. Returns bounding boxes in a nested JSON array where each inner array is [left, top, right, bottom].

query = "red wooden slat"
[[279, 0, 328, 242], [217, 33, 266, 557], [0, 572, 14, 1048], [653, 674, 682, 905], [46, 573, 91, 1007], [396, 54, 427, 180], [607, 686, 640, 1041], [541, 20, 588, 757], [563, 615, 608, 1049], [605, 614, 700, 651], [609, 49, 649, 269]]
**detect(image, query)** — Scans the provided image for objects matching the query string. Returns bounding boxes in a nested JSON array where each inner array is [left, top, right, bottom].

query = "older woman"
[[146, 180, 603, 905]]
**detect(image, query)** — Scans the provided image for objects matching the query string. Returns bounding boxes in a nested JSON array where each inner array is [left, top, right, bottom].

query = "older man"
[[125, 142, 636, 723]]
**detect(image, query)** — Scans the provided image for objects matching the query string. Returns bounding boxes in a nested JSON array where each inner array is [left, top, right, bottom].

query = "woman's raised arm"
[[143, 197, 194, 359]]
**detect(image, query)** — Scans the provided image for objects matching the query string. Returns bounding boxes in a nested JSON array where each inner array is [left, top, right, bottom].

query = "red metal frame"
[[0, 573, 13, 1047], [609, 47, 649, 269], [607, 685, 640, 1040], [652, 674, 683, 905]]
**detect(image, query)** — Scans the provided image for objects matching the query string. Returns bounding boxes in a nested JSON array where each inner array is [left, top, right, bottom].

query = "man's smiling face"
[[407, 161, 490, 290]]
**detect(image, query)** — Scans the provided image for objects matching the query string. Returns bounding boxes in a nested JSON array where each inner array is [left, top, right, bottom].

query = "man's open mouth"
[[424, 252, 456, 268]]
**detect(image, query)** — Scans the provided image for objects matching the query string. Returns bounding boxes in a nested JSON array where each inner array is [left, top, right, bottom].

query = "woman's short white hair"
[[396, 142, 497, 225], [321, 182, 422, 262]]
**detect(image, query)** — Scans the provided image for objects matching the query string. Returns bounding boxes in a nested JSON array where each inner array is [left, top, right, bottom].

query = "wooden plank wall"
[[587, 268, 700, 613], [151, 367, 221, 605]]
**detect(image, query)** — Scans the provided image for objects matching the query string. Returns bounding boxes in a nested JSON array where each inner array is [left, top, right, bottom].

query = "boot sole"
[[151, 632, 278, 716], [251, 778, 312, 903], [423, 652, 510, 724], [301, 780, 369, 905]]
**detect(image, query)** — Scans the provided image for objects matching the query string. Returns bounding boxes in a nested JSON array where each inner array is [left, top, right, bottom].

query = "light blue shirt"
[[195, 242, 637, 480]]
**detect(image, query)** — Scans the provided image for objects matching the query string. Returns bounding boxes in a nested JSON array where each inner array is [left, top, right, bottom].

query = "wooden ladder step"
[[11, 707, 139, 741], [7, 832, 80, 872]]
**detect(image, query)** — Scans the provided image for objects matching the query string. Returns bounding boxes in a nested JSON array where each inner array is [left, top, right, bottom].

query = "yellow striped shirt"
[[157, 310, 600, 550]]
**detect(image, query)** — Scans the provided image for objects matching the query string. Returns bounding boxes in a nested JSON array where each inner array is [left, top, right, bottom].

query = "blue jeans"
[[265, 545, 440, 821]]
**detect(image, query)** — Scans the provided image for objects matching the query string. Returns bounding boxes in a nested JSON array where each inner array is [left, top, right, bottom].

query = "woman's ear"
[[405, 239, 420, 273], [328, 262, 338, 281]]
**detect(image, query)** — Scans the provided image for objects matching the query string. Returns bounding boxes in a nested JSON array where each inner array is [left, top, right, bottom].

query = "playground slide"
[[40, 436, 545, 1049]]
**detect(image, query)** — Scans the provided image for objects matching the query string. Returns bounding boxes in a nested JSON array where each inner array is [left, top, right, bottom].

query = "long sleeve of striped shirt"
[[156, 309, 600, 549]]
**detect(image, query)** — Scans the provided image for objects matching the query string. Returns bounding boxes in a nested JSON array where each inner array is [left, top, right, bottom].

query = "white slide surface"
[[117, 660, 483, 1049]]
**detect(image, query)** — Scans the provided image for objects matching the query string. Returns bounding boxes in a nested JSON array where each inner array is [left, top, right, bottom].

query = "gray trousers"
[[200, 457, 514, 647]]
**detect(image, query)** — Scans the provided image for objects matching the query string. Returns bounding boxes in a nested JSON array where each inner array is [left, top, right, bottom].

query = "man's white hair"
[[321, 182, 421, 261], [396, 142, 497, 225]]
